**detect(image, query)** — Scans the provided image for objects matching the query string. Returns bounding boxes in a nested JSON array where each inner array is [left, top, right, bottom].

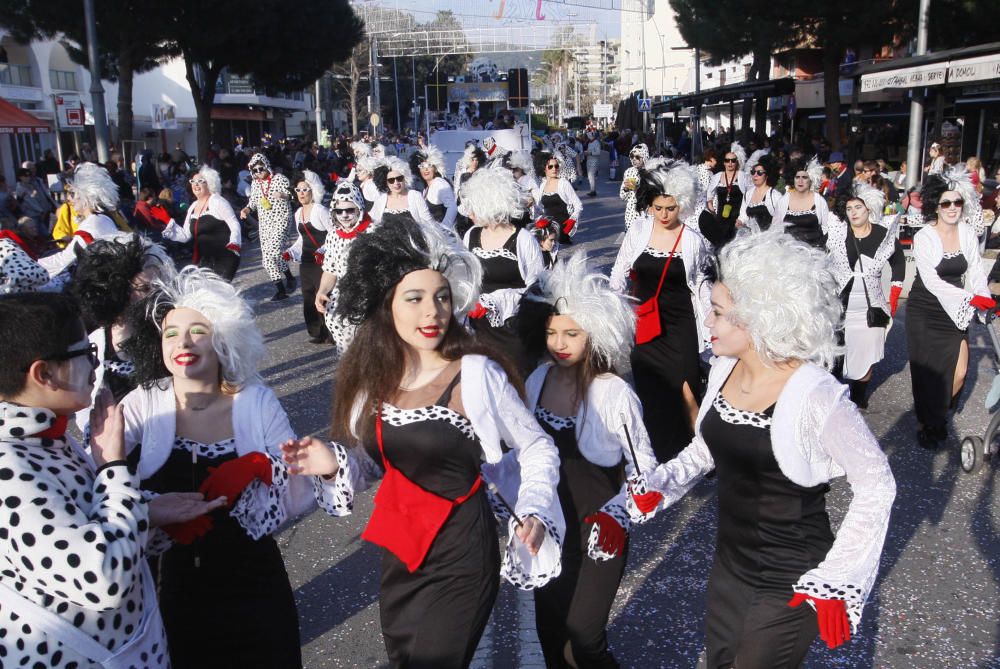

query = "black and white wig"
[[409, 145, 448, 184], [715, 232, 843, 369], [297, 169, 325, 202], [920, 165, 978, 223], [835, 182, 886, 227], [522, 253, 635, 370], [122, 266, 266, 390], [194, 165, 222, 194], [635, 157, 702, 216], [70, 234, 175, 330], [784, 156, 824, 192], [533, 150, 563, 177], [458, 167, 524, 227], [335, 213, 482, 325], [71, 162, 119, 214], [749, 152, 779, 187], [530, 216, 559, 241], [373, 157, 413, 194]]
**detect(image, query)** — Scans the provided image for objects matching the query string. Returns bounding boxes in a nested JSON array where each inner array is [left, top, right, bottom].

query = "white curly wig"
[[357, 154, 386, 178], [458, 167, 524, 227], [744, 148, 770, 177], [350, 140, 372, 160], [526, 253, 635, 369], [195, 165, 222, 195], [806, 156, 823, 192], [848, 182, 887, 226], [942, 164, 980, 223], [716, 232, 843, 369], [151, 266, 266, 388], [729, 142, 747, 170], [507, 150, 535, 179], [635, 157, 702, 216], [297, 169, 325, 203], [71, 162, 119, 214], [384, 156, 413, 185], [413, 145, 447, 179]]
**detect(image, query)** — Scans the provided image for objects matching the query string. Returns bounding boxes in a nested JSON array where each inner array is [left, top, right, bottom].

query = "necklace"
[[177, 393, 220, 411]]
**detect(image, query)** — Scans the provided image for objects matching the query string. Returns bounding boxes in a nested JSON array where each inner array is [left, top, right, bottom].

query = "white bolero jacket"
[[609, 215, 714, 350], [912, 220, 991, 330], [648, 356, 896, 631]]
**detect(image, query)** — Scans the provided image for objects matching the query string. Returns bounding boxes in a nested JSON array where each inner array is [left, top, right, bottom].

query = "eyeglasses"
[[750, 169, 766, 176], [418, 162, 434, 170], [387, 175, 406, 184], [723, 157, 737, 163], [938, 199, 965, 209], [294, 187, 312, 194], [189, 178, 207, 186], [333, 207, 358, 216], [25, 343, 99, 372]]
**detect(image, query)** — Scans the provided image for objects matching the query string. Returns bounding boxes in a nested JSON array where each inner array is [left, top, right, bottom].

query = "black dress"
[[373, 371, 500, 668], [469, 227, 534, 375], [191, 213, 240, 280], [381, 208, 414, 228], [137, 437, 302, 669], [533, 404, 625, 669], [783, 207, 826, 249], [906, 252, 968, 433], [630, 247, 703, 461], [540, 191, 571, 224], [745, 201, 774, 232], [699, 176, 743, 247], [702, 392, 833, 669], [296, 216, 329, 341]]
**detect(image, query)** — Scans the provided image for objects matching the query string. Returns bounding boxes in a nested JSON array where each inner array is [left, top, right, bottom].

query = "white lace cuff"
[[312, 442, 355, 517], [500, 511, 564, 590], [230, 453, 288, 541], [792, 576, 867, 632]]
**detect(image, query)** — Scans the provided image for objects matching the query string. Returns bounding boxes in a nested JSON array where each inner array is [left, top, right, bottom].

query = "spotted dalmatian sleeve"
[[311, 441, 382, 517], [230, 452, 293, 541], [0, 239, 49, 294], [139, 489, 174, 557]]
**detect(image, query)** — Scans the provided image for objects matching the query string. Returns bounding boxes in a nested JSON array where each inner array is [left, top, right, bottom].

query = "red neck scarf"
[[0, 230, 38, 260]]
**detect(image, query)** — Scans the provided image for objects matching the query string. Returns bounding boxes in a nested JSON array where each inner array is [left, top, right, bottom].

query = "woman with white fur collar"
[[906, 167, 992, 448], [280, 216, 562, 668], [646, 232, 895, 667], [462, 167, 545, 375], [532, 150, 584, 245], [519, 254, 661, 668], [162, 165, 242, 280], [410, 146, 457, 230], [619, 143, 649, 229], [284, 170, 334, 344], [700, 142, 748, 247], [827, 183, 905, 409], [38, 163, 122, 278], [772, 157, 832, 248], [609, 158, 713, 461], [369, 157, 437, 230]]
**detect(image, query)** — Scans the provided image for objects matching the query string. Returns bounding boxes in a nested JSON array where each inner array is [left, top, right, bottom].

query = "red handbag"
[[634, 227, 684, 345], [361, 413, 482, 572]]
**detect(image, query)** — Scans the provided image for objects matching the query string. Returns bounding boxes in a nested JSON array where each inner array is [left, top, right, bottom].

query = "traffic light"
[[508, 68, 529, 108]]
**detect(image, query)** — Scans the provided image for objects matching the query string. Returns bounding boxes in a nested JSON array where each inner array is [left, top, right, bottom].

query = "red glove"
[[281, 250, 291, 262], [971, 295, 997, 311], [199, 452, 273, 505], [631, 490, 663, 514], [584, 512, 625, 557], [788, 592, 850, 649], [468, 302, 488, 319], [163, 515, 213, 545], [889, 285, 903, 317], [225, 243, 241, 257], [314, 251, 325, 265], [562, 218, 577, 235]]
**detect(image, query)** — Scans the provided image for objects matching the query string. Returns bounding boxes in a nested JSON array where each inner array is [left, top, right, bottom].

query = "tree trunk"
[[822, 43, 843, 150], [184, 56, 220, 161], [753, 43, 771, 136], [117, 46, 135, 152]]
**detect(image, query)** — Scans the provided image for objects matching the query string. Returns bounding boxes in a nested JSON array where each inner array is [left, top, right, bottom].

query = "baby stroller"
[[960, 306, 1000, 473]]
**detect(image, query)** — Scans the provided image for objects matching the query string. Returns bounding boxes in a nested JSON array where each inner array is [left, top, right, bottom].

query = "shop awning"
[[858, 42, 1000, 92], [0, 97, 51, 134], [652, 77, 796, 115]]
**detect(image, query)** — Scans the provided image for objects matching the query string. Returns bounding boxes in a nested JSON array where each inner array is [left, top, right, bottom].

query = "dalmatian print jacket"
[[0, 402, 166, 668], [246, 156, 293, 232], [0, 235, 49, 294]]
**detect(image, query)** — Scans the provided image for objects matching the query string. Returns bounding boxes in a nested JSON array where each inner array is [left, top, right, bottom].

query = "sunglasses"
[[750, 169, 766, 176], [333, 207, 358, 216], [24, 343, 99, 372], [294, 187, 312, 194], [189, 178, 207, 186], [723, 157, 737, 163], [252, 168, 268, 175], [387, 175, 406, 184], [546, 163, 559, 169], [938, 199, 964, 209]]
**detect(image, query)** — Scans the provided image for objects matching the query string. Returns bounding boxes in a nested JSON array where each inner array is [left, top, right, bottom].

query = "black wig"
[[69, 235, 147, 330]]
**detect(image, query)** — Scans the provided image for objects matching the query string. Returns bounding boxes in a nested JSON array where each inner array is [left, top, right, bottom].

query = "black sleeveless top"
[[469, 227, 524, 295], [298, 220, 327, 266], [540, 191, 571, 223]]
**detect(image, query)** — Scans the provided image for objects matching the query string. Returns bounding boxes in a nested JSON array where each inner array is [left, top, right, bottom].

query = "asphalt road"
[[233, 174, 1000, 668]]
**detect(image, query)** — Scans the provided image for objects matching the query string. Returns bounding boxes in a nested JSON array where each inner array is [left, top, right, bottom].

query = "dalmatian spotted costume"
[[245, 153, 295, 294], [619, 143, 649, 229], [0, 230, 50, 294], [0, 403, 169, 668], [320, 182, 378, 360]]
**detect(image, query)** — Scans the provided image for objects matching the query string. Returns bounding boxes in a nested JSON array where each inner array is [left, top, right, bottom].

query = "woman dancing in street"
[[619, 143, 649, 229], [370, 157, 437, 229], [773, 156, 831, 249], [240, 153, 297, 300], [285, 170, 333, 343], [700, 142, 747, 247], [162, 165, 241, 280], [410, 145, 458, 230], [533, 150, 584, 246]]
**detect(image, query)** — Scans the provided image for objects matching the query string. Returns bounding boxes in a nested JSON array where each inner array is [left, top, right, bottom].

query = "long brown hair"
[[331, 284, 524, 442]]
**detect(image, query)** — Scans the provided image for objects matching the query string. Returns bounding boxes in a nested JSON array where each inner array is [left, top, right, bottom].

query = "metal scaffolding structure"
[[375, 25, 595, 57]]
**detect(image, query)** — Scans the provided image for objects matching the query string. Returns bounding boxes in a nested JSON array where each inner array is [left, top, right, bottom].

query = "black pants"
[[299, 262, 329, 340], [534, 545, 627, 668]]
